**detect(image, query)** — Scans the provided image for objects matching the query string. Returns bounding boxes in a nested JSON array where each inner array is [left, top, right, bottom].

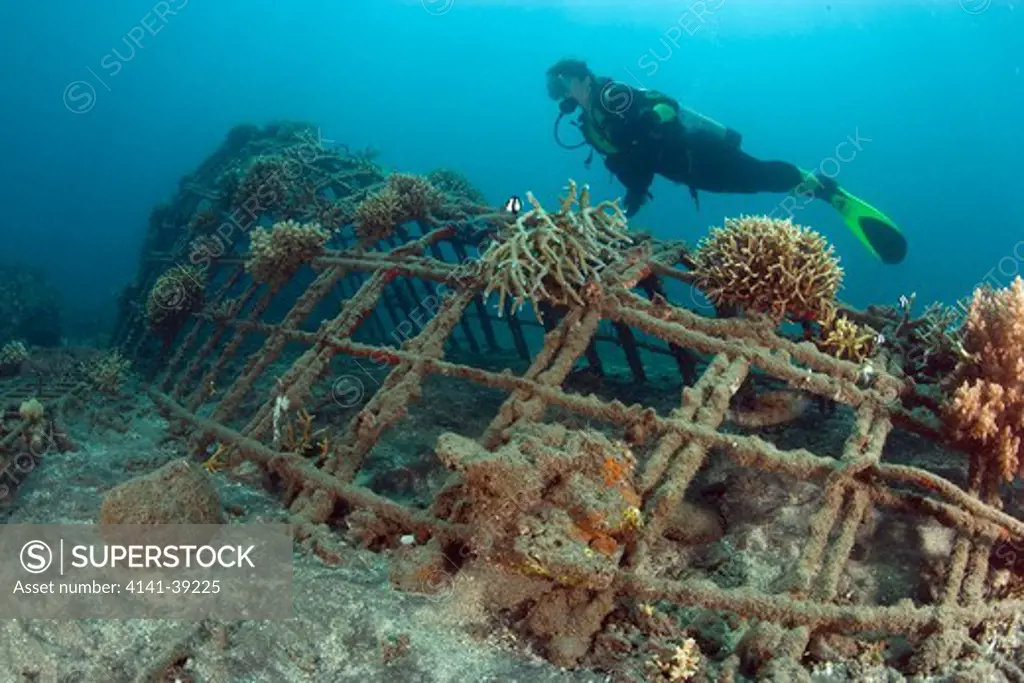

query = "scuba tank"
[[637, 93, 743, 211], [678, 105, 742, 148]]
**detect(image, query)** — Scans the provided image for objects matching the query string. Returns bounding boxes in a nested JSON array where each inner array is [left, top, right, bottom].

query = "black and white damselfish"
[[504, 195, 522, 217]]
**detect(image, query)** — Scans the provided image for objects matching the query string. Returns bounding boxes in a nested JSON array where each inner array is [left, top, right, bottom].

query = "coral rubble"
[[98, 458, 223, 525]]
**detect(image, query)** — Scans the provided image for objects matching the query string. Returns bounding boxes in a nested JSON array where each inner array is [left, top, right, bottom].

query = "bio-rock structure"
[[106, 122, 1024, 680]]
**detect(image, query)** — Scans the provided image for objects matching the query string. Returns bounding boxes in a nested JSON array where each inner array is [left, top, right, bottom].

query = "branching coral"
[[19, 398, 44, 423], [354, 173, 444, 243], [0, 340, 29, 374], [246, 219, 331, 284], [692, 215, 843, 322], [853, 297, 966, 384], [83, 349, 132, 394], [651, 638, 702, 681], [426, 168, 487, 205], [186, 207, 220, 235], [479, 180, 632, 317], [817, 310, 878, 362], [388, 172, 444, 216], [911, 301, 967, 369], [313, 199, 354, 232], [354, 188, 403, 243], [229, 155, 296, 215], [945, 277, 1024, 483], [145, 265, 206, 334]]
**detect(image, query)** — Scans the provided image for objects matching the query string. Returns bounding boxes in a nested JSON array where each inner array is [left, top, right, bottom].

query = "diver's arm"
[[604, 153, 654, 217], [639, 101, 743, 151], [644, 105, 684, 137], [622, 182, 653, 218]]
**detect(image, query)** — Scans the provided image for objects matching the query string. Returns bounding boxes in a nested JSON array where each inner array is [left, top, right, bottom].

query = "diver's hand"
[[624, 188, 650, 218], [637, 109, 661, 138]]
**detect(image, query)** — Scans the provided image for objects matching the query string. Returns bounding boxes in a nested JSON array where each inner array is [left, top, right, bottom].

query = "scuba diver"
[[546, 58, 907, 264]]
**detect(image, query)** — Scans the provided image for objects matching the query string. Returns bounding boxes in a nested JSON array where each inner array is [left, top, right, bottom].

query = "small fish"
[[857, 362, 877, 388], [504, 195, 522, 216], [874, 332, 886, 347]]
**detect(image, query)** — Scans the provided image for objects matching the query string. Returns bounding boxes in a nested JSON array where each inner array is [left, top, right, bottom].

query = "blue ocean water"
[[0, 0, 1020, 335]]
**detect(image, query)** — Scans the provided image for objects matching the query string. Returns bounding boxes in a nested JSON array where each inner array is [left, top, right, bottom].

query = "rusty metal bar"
[[639, 274, 698, 385], [614, 323, 647, 383], [504, 303, 531, 361], [446, 235, 499, 353]]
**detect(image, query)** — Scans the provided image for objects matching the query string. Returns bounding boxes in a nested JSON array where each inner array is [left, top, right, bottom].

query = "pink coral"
[[946, 277, 1024, 483]]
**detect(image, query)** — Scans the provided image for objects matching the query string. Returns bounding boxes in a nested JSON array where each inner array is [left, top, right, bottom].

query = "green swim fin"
[[798, 170, 907, 264]]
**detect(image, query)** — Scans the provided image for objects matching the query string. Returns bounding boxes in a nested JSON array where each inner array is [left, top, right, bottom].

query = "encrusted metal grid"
[[128, 225, 1024, 673], [111, 123, 1024, 675], [0, 377, 83, 408]]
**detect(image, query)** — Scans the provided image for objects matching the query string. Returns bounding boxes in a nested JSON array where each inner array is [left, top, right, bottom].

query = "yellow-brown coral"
[[945, 277, 1024, 483], [652, 638, 701, 681], [353, 173, 443, 243], [817, 311, 877, 361], [692, 215, 843, 322], [83, 349, 132, 394], [426, 168, 486, 205], [354, 188, 403, 243], [479, 180, 632, 318], [387, 172, 444, 217], [0, 340, 29, 370], [230, 155, 294, 214], [246, 219, 330, 283], [19, 398, 45, 423]]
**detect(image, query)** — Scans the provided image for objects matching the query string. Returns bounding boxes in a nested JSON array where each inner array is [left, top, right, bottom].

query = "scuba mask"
[[548, 72, 584, 113], [546, 71, 570, 101]]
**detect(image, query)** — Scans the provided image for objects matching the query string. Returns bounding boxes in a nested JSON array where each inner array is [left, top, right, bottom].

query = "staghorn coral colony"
[[692, 215, 843, 322], [354, 172, 445, 244], [480, 180, 632, 317], [7, 121, 1024, 682], [246, 218, 333, 284], [144, 264, 206, 336]]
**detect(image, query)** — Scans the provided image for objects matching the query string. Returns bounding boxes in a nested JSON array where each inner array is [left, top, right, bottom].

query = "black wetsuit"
[[579, 79, 810, 216]]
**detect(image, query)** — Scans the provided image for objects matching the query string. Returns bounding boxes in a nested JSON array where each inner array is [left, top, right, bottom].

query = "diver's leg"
[[681, 141, 805, 194], [676, 139, 907, 264]]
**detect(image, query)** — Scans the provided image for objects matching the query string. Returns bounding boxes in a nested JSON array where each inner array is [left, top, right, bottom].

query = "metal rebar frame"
[[110, 123, 1024, 676], [129, 228, 1024, 671]]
